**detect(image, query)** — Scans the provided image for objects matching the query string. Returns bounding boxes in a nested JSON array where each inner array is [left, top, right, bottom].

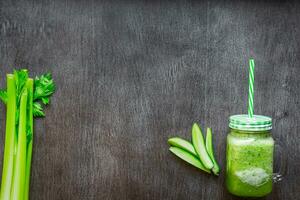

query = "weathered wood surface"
[[0, 0, 299, 199]]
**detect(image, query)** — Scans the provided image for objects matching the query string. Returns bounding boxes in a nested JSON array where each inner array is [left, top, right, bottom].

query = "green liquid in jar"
[[226, 130, 274, 197]]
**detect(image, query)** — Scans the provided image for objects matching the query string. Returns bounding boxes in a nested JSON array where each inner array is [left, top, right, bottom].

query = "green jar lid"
[[229, 114, 272, 131]]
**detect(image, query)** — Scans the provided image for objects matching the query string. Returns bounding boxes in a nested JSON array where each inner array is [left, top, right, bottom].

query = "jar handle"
[[273, 139, 287, 183]]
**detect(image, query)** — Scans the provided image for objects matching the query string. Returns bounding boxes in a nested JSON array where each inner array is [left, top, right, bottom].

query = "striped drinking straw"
[[248, 59, 255, 118]]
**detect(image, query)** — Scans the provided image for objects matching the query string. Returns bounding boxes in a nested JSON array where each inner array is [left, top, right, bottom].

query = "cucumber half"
[[192, 123, 214, 169], [168, 137, 197, 157], [205, 128, 220, 175], [169, 147, 210, 173]]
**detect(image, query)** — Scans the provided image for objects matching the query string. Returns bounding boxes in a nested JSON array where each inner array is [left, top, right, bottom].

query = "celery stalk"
[[24, 79, 33, 200], [0, 75, 16, 200], [0, 70, 55, 199], [11, 90, 28, 200]]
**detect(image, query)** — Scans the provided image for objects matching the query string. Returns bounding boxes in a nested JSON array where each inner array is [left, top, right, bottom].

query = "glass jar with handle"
[[226, 114, 274, 197]]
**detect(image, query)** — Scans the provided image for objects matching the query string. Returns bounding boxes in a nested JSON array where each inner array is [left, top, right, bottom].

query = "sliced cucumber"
[[169, 147, 210, 173], [206, 128, 220, 175], [168, 137, 197, 156], [192, 123, 214, 169]]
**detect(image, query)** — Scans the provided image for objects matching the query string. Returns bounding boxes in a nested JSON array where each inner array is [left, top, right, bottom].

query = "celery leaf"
[[0, 90, 7, 104], [33, 102, 45, 117], [33, 73, 55, 101], [14, 69, 28, 101]]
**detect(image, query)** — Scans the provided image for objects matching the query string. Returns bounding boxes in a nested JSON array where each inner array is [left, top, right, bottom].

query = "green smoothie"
[[226, 130, 274, 197], [226, 115, 274, 197]]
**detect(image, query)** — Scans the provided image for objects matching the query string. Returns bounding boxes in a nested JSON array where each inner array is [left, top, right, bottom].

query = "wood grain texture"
[[0, 0, 299, 199]]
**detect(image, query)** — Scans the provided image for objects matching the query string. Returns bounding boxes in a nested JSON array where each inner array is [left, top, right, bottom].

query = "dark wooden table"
[[0, 0, 299, 199]]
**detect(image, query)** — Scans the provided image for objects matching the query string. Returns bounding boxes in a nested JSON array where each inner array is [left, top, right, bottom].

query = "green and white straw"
[[248, 59, 255, 118]]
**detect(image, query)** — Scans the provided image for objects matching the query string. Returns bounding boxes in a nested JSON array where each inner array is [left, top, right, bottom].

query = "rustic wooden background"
[[0, 0, 299, 199]]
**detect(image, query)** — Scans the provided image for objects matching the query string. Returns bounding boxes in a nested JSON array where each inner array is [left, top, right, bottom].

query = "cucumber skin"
[[169, 147, 210, 173], [192, 123, 214, 169], [168, 137, 197, 156], [206, 128, 220, 175]]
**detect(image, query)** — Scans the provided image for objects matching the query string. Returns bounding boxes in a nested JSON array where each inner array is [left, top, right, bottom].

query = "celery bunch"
[[0, 70, 55, 200]]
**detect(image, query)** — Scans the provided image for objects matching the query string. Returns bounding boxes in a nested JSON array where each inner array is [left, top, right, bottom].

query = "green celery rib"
[[206, 128, 220, 175], [24, 79, 33, 200], [11, 90, 28, 200], [0, 75, 16, 200], [192, 123, 213, 169]]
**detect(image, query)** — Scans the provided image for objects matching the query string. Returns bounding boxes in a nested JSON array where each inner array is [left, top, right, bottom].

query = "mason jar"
[[226, 114, 274, 197]]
